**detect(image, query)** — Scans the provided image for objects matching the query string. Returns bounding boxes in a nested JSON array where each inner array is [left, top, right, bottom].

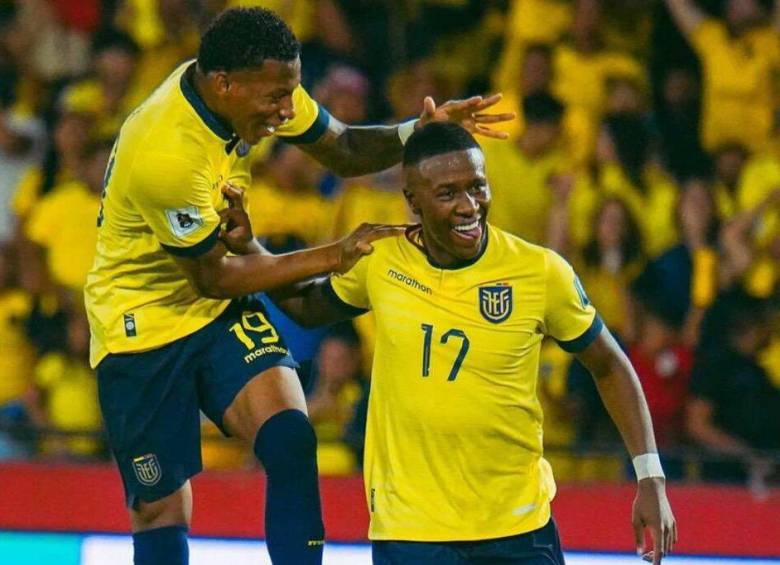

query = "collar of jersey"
[[405, 224, 490, 271], [180, 63, 234, 141]]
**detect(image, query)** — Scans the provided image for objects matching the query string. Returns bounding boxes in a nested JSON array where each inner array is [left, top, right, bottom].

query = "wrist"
[[632, 453, 666, 481], [321, 242, 342, 273]]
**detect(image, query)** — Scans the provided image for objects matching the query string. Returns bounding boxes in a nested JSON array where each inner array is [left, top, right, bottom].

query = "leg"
[[372, 540, 464, 565], [131, 482, 192, 565], [223, 366, 324, 565]]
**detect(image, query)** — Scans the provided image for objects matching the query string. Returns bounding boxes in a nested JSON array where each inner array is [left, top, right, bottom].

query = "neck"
[[419, 227, 487, 269]]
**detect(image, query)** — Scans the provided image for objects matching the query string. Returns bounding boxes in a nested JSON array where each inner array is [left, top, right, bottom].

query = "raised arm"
[[268, 277, 360, 328], [575, 328, 677, 565], [298, 94, 515, 177], [664, 0, 706, 36]]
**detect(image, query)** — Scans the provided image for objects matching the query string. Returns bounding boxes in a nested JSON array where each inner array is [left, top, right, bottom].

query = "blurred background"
[[0, 0, 779, 562]]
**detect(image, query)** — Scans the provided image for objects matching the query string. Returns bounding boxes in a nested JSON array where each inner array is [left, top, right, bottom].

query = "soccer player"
[[84, 7, 512, 565], [266, 122, 678, 564]]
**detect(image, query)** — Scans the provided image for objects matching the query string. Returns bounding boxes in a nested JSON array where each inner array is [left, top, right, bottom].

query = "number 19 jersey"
[[329, 224, 602, 542]]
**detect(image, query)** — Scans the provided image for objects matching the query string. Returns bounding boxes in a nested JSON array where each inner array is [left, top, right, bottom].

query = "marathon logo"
[[387, 269, 432, 295], [243, 345, 288, 364]]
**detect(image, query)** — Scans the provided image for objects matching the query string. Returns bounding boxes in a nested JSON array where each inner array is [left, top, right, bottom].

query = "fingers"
[[473, 124, 510, 140], [473, 112, 516, 124], [361, 224, 409, 244], [651, 526, 663, 565], [474, 92, 504, 111], [221, 183, 245, 210], [422, 96, 437, 117], [633, 517, 645, 555], [218, 207, 242, 224]]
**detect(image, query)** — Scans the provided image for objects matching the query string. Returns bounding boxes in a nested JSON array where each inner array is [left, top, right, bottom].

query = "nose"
[[455, 192, 479, 216], [279, 95, 296, 121]]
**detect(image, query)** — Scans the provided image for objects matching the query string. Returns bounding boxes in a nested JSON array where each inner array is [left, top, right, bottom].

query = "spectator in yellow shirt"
[[31, 309, 103, 459], [596, 113, 679, 257], [60, 29, 140, 140], [665, 0, 780, 152], [712, 142, 750, 220], [24, 141, 110, 299], [483, 92, 573, 245]]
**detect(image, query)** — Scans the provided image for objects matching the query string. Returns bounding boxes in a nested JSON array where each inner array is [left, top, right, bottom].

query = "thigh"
[[468, 519, 566, 565], [372, 540, 464, 565], [97, 340, 202, 509], [197, 294, 301, 439]]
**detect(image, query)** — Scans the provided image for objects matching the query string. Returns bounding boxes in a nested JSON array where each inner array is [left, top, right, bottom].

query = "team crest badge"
[[479, 284, 513, 324], [132, 453, 162, 486]]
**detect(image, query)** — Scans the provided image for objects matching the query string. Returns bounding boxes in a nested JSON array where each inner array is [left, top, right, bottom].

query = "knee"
[[131, 483, 192, 531], [254, 409, 317, 475]]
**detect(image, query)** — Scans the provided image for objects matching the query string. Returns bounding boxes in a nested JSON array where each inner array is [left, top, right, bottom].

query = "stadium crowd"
[[0, 0, 778, 487]]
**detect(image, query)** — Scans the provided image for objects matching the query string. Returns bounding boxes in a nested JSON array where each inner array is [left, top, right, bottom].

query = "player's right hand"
[[334, 223, 408, 274]]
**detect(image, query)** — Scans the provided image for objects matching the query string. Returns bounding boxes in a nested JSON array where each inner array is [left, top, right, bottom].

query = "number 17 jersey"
[[328, 224, 602, 542]]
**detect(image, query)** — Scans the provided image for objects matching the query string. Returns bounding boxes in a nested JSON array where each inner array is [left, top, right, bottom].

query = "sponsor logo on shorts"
[[243, 345, 288, 364], [123, 313, 137, 337], [132, 453, 161, 486], [387, 269, 432, 295]]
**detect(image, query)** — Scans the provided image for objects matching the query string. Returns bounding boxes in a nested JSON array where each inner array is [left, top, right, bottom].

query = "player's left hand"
[[417, 94, 515, 140], [632, 478, 677, 564], [218, 183, 256, 255]]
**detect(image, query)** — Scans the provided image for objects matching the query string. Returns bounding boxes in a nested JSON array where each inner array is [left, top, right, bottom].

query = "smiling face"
[[214, 57, 301, 144], [404, 148, 490, 266]]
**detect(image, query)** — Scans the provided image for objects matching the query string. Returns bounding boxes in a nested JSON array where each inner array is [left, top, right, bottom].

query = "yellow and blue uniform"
[[327, 224, 601, 545], [84, 60, 329, 506]]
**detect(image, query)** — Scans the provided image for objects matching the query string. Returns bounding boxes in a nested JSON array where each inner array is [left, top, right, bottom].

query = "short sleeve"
[[327, 253, 372, 313], [275, 85, 330, 144], [129, 153, 221, 257], [690, 19, 725, 58], [543, 250, 602, 352]]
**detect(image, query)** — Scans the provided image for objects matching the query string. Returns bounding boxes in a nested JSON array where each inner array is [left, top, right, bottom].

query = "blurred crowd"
[[0, 0, 779, 487]]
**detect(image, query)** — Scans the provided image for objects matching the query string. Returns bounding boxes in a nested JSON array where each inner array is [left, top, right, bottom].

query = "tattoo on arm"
[[298, 116, 404, 177]]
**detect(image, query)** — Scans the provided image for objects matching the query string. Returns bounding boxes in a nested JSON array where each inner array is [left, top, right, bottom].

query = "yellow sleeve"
[[543, 249, 602, 352], [689, 19, 725, 58], [327, 253, 372, 312], [129, 152, 221, 256], [25, 190, 60, 248], [274, 85, 330, 144]]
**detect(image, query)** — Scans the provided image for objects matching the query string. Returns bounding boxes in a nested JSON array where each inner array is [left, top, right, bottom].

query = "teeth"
[[267, 126, 276, 134], [453, 221, 479, 232]]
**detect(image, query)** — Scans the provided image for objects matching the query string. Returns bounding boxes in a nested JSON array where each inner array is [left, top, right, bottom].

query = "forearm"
[[665, 0, 704, 35], [300, 120, 405, 177], [185, 243, 339, 299], [689, 422, 752, 457], [579, 330, 658, 457], [269, 278, 355, 328]]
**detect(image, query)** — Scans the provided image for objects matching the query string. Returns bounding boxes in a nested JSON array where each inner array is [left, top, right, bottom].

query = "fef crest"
[[479, 285, 513, 324], [132, 453, 162, 486]]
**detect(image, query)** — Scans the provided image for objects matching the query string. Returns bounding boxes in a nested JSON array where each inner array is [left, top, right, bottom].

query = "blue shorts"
[[96, 294, 298, 508], [372, 519, 565, 565]]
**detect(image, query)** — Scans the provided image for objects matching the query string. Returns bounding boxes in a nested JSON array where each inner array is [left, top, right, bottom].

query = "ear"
[[403, 187, 420, 217], [213, 72, 230, 96]]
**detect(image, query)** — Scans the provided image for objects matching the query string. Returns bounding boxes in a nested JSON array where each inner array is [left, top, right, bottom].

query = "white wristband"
[[632, 453, 665, 481], [398, 119, 418, 145]]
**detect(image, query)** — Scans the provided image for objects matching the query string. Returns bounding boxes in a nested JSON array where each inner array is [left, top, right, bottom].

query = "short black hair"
[[198, 7, 300, 73], [522, 92, 564, 124], [403, 122, 481, 168]]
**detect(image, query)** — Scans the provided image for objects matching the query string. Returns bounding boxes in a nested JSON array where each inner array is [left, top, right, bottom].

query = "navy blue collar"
[[180, 64, 234, 141]]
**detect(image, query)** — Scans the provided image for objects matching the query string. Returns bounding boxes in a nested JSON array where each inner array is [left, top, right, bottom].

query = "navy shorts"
[[372, 518, 566, 565], [96, 294, 298, 508]]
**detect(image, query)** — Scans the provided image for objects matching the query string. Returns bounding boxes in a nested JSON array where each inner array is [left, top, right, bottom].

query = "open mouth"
[[451, 218, 483, 242]]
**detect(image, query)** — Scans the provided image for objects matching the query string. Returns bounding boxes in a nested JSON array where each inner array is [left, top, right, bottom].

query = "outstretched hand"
[[633, 478, 677, 564], [335, 223, 409, 274], [417, 94, 516, 139]]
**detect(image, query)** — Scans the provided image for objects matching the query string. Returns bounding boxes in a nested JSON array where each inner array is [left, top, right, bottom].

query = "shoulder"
[[489, 225, 550, 264]]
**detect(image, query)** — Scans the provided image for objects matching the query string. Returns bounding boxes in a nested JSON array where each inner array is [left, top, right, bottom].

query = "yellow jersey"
[[85, 61, 328, 367], [329, 224, 601, 541]]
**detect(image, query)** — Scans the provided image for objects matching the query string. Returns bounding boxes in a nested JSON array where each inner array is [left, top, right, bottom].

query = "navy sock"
[[254, 409, 324, 565], [133, 525, 188, 565]]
